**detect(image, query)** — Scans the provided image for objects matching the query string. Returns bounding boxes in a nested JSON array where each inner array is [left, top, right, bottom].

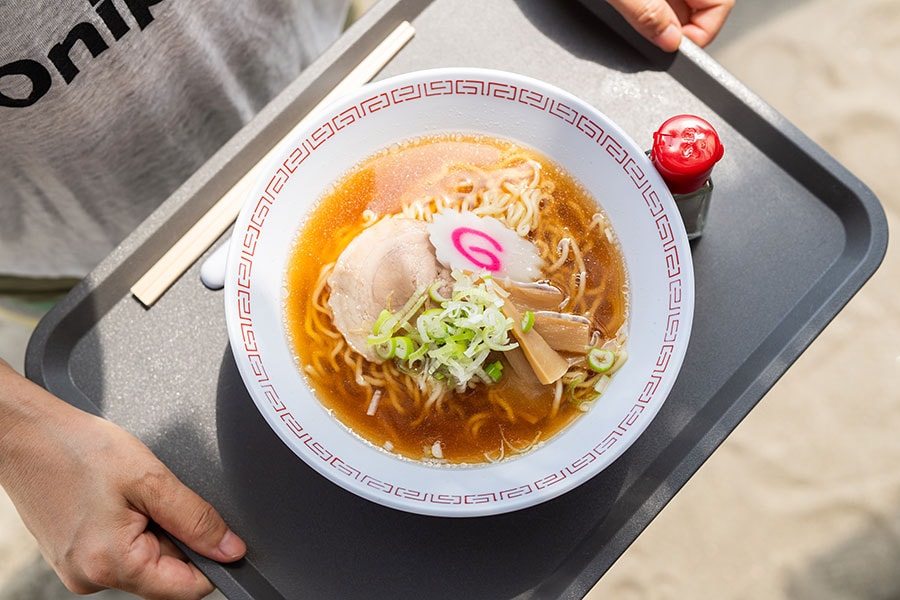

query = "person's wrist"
[[0, 359, 28, 456], [0, 360, 67, 479]]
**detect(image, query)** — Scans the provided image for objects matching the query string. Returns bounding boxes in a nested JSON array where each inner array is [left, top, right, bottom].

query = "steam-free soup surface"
[[285, 133, 628, 465]]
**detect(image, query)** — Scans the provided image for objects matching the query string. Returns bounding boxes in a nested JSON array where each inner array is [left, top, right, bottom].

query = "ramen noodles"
[[285, 133, 629, 465]]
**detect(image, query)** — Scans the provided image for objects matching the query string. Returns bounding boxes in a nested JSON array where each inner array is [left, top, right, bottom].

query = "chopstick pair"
[[131, 21, 416, 307]]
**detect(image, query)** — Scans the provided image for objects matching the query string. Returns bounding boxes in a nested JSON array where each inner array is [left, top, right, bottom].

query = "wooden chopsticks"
[[131, 20, 416, 307]]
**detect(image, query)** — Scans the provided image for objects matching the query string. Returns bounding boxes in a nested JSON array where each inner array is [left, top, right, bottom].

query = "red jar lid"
[[650, 115, 724, 194]]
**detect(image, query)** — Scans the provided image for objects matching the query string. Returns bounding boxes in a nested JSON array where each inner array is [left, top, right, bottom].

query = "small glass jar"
[[649, 115, 724, 240]]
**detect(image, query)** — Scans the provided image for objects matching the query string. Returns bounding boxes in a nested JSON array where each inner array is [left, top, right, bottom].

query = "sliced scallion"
[[375, 337, 398, 360], [521, 310, 535, 333], [365, 270, 518, 388], [484, 360, 504, 382], [393, 336, 415, 360], [428, 281, 449, 303], [587, 347, 615, 373]]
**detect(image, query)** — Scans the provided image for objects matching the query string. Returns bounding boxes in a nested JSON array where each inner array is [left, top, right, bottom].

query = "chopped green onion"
[[366, 270, 518, 389], [393, 336, 415, 360], [365, 286, 429, 346], [484, 360, 504, 382], [565, 372, 586, 403], [372, 309, 392, 333], [428, 281, 449, 303], [407, 342, 429, 362], [374, 337, 398, 359], [521, 310, 535, 333], [587, 348, 615, 373]]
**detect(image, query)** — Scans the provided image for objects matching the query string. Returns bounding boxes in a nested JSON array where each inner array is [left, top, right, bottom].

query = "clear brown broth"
[[285, 134, 628, 464]]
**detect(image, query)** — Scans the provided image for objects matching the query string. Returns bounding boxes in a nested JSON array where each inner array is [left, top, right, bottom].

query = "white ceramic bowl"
[[224, 67, 694, 517]]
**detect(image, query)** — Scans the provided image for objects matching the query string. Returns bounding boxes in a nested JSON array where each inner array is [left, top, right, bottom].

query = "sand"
[[2, 0, 898, 598]]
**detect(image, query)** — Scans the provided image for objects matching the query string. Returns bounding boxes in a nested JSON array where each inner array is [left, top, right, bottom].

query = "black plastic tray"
[[26, 1, 888, 598]]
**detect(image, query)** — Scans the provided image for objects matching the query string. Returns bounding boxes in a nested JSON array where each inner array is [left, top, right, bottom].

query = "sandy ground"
[[2, 0, 898, 598]]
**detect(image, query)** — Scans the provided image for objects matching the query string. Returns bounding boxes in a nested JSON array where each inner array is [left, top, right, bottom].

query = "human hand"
[[0, 361, 246, 600], [606, 0, 735, 52]]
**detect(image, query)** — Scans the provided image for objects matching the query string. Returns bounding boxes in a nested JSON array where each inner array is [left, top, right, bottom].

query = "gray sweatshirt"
[[0, 0, 348, 277]]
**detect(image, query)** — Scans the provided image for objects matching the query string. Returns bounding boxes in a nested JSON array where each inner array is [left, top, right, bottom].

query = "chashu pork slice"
[[328, 217, 443, 362]]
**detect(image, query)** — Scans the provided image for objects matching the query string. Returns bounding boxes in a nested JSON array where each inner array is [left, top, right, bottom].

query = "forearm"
[[0, 357, 79, 498], [0, 358, 48, 473]]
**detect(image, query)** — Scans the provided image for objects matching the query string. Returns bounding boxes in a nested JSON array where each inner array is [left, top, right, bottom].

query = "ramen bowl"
[[224, 67, 694, 517]]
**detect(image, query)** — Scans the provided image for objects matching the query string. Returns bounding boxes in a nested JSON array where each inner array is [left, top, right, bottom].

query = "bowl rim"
[[223, 66, 694, 517]]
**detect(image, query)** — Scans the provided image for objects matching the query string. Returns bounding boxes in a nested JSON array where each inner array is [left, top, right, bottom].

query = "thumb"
[[134, 470, 247, 563], [606, 0, 683, 52]]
